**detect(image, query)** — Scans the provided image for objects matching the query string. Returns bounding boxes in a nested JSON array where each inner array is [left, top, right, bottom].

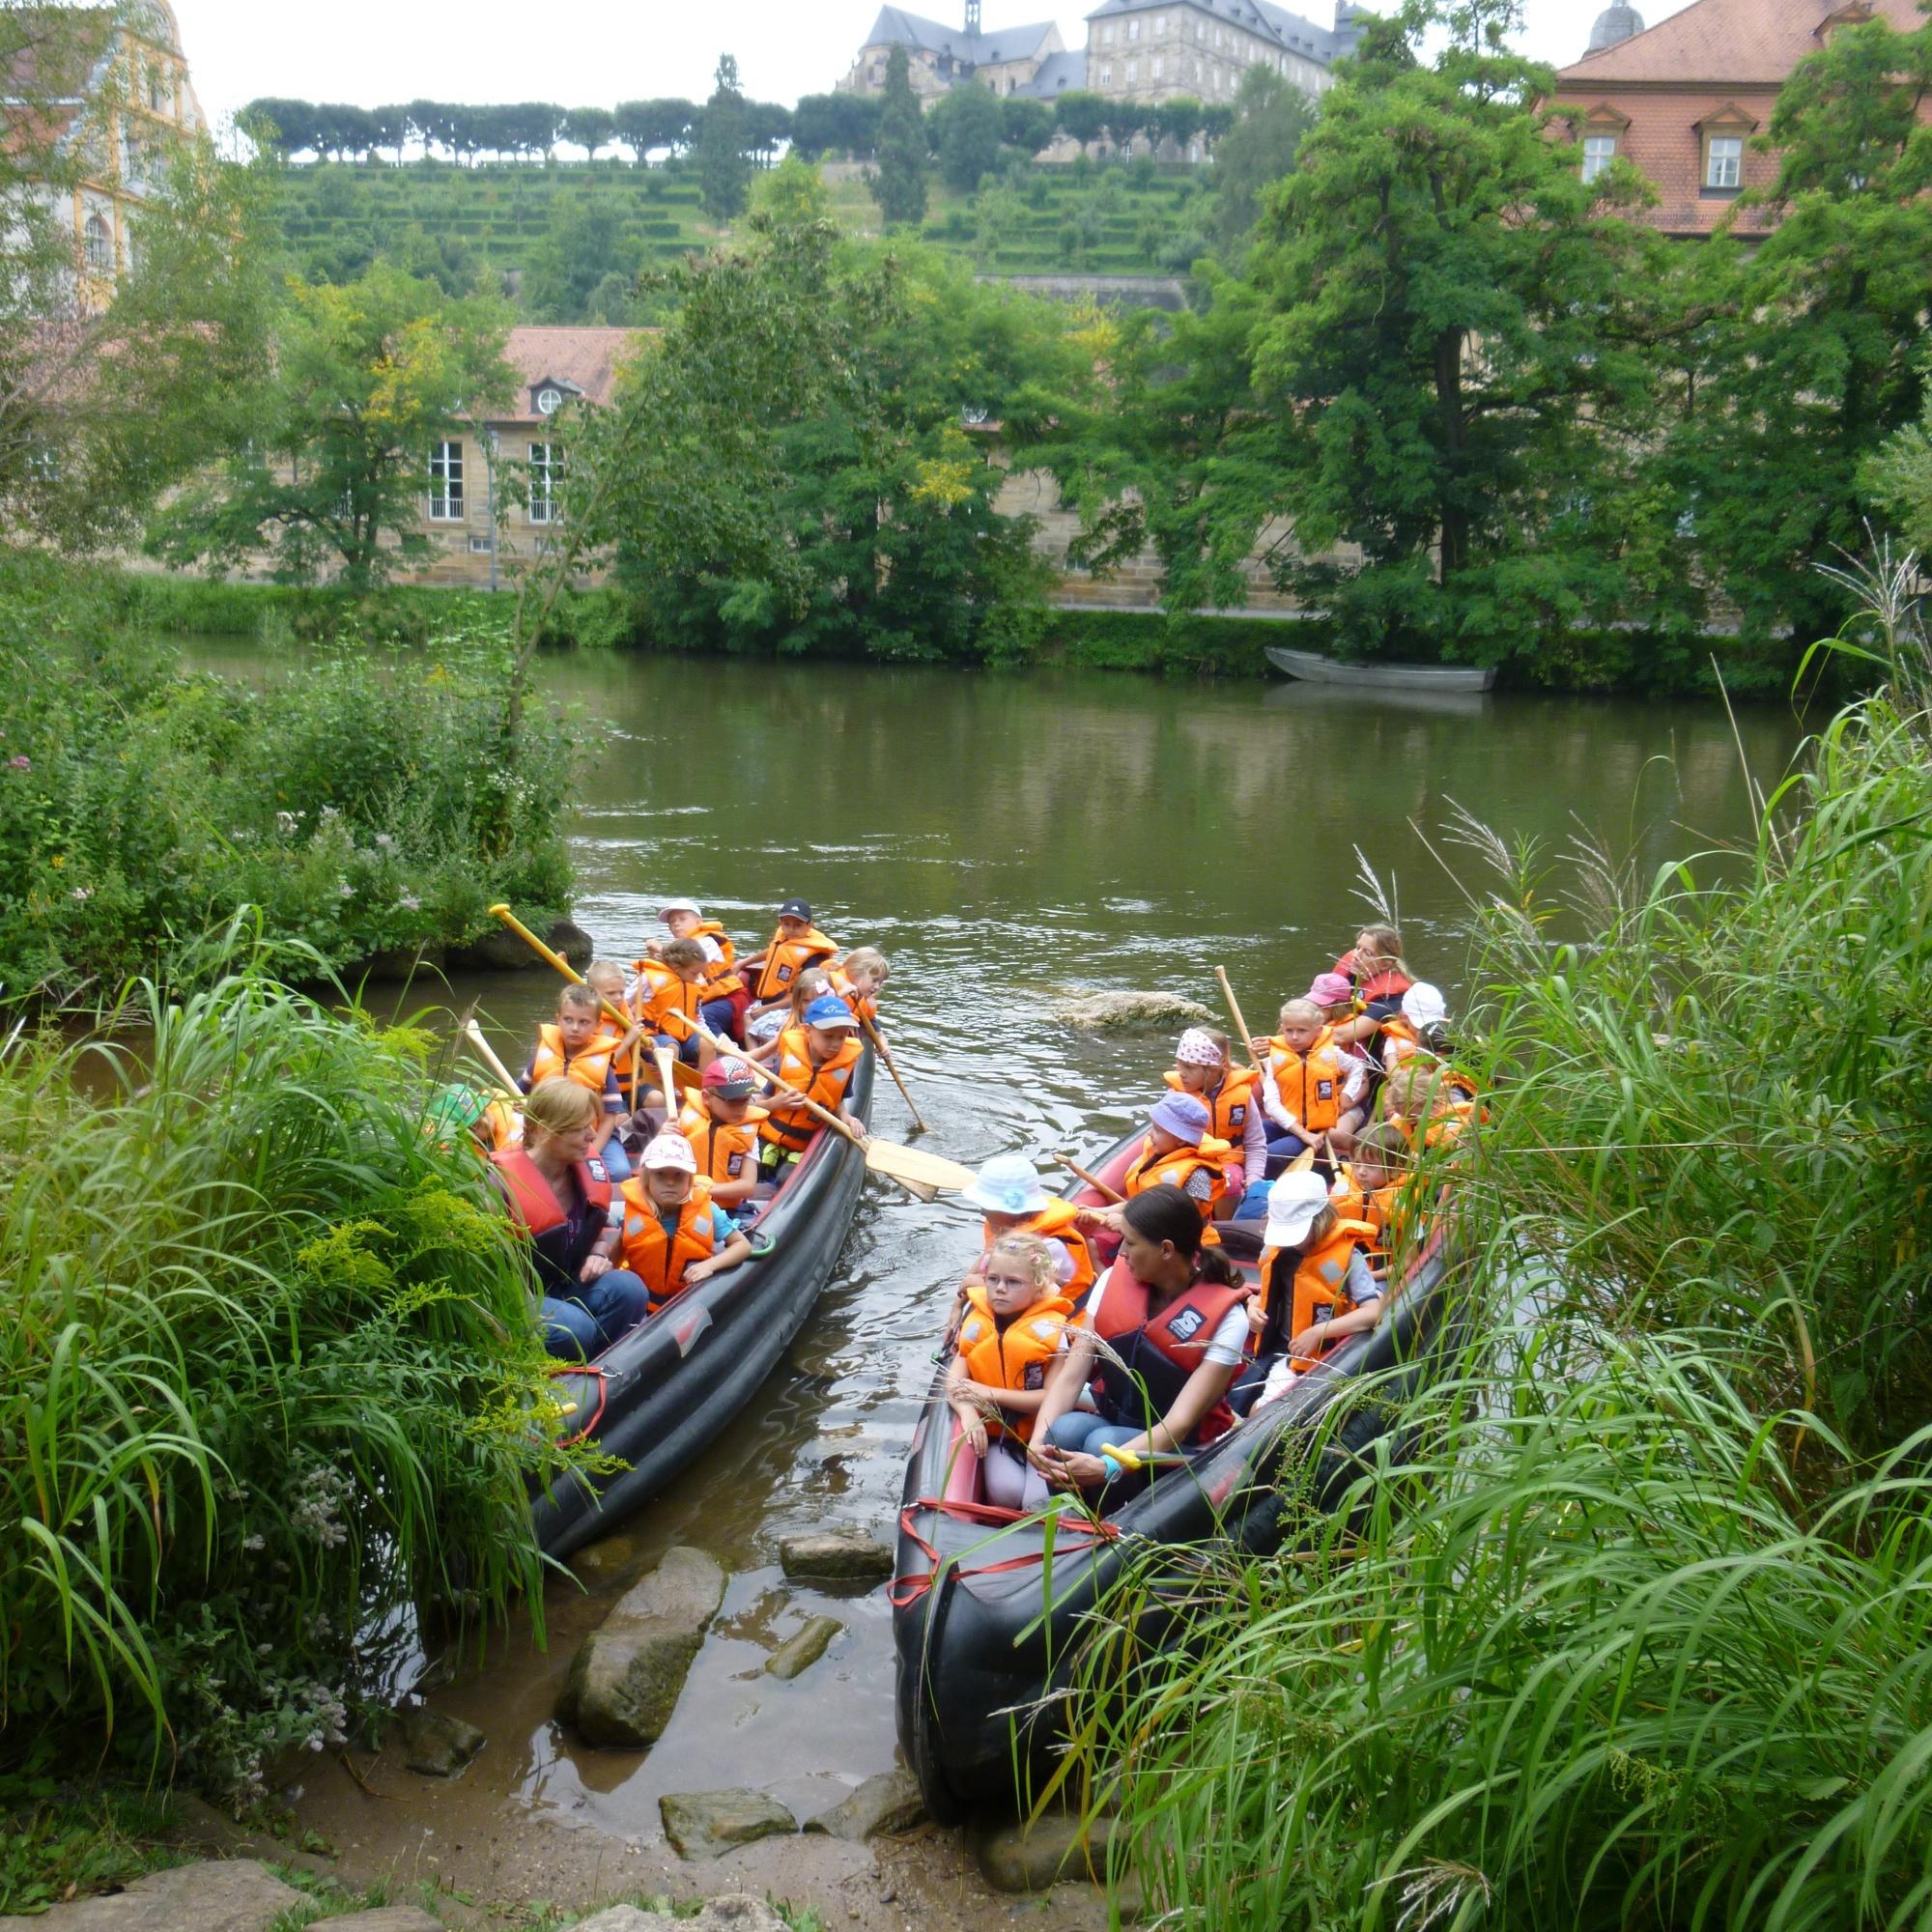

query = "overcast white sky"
[[174, 0, 1677, 128]]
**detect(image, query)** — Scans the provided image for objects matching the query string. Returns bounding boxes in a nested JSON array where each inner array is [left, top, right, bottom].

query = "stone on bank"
[[576, 1901, 787, 1932], [658, 1788, 797, 1861]]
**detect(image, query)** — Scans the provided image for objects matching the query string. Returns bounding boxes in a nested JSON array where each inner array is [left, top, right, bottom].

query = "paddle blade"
[[864, 1140, 977, 1193]]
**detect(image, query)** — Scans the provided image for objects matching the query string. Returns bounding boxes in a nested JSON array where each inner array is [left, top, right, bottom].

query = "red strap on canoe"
[[549, 1363, 610, 1447], [889, 1496, 1121, 1610]]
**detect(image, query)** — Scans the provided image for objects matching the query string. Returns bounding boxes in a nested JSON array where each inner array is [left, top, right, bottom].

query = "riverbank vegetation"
[[1061, 559, 1932, 1926], [0, 963, 578, 1808], [0, 558, 574, 1004]]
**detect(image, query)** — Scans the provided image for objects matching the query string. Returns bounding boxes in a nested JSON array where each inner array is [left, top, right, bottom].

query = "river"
[[232, 648, 1802, 1919]]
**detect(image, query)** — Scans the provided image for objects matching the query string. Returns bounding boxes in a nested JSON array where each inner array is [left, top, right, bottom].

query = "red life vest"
[[615, 1179, 718, 1312], [491, 1148, 611, 1289], [751, 925, 838, 1003], [759, 1026, 863, 1152], [1256, 1218, 1377, 1353], [529, 1024, 618, 1095], [954, 1286, 1076, 1442], [979, 1197, 1097, 1300], [677, 1098, 768, 1184], [1087, 1267, 1245, 1444], [630, 959, 704, 1039], [1337, 950, 1413, 1007]]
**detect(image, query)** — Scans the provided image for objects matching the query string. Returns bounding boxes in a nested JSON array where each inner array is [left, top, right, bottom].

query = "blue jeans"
[[541, 1267, 650, 1361], [1265, 1126, 1317, 1169], [653, 1031, 704, 1066], [1232, 1177, 1274, 1222], [699, 997, 738, 1039], [600, 1132, 633, 1181], [1043, 1410, 1147, 1477]]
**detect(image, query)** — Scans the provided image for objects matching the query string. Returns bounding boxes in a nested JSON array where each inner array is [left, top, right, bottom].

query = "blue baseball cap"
[[802, 995, 861, 1031]]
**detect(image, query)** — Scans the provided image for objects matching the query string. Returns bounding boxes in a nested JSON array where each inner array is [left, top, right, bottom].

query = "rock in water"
[[572, 1531, 639, 1585], [763, 1614, 841, 1680], [804, 1765, 928, 1841], [778, 1530, 894, 1582], [659, 1789, 797, 1861], [978, 1812, 1121, 1892], [0, 1859, 303, 1931], [548, 918, 595, 969], [556, 1546, 727, 1748], [393, 1704, 484, 1777], [577, 1902, 788, 1932], [1055, 990, 1214, 1032]]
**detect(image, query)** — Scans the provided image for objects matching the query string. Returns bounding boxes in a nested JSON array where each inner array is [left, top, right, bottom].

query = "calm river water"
[[212, 645, 1804, 1877]]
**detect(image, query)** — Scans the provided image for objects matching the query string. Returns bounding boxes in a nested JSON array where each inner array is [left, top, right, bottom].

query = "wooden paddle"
[[488, 903, 697, 1095], [1215, 964, 1266, 1078], [1055, 1152, 1126, 1206], [681, 1015, 972, 1196], [654, 1044, 678, 1125], [463, 1018, 526, 1101], [858, 1008, 926, 1134]]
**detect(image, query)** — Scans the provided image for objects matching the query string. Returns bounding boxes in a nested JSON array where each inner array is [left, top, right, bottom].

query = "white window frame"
[[1099, 21, 1114, 43], [1128, 16, 1140, 38], [1152, 53, 1164, 77], [1155, 10, 1167, 30], [427, 440, 465, 522], [1706, 134, 1743, 188], [527, 440, 562, 524], [1126, 58, 1138, 81], [82, 212, 113, 271], [1581, 134, 1617, 183], [1100, 61, 1113, 85]]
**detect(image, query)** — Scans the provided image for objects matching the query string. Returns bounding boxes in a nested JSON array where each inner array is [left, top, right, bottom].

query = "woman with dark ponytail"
[[1032, 1184, 1251, 1497]]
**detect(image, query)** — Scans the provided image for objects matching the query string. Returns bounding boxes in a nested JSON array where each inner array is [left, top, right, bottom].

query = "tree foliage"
[[696, 54, 753, 222], [930, 80, 1006, 191], [1208, 65, 1314, 255], [871, 47, 930, 227]]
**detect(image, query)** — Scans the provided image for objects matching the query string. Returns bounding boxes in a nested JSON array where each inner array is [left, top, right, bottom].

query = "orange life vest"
[[954, 1286, 1077, 1442], [691, 921, 744, 998], [615, 1179, 718, 1312], [677, 1098, 768, 1184], [630, 959, 704, 1040], [1264, 1033, 1349, 1134], [828, 967, 879, 1028], [1386, 1099, 1480, 1148], [1163, 1066, 1260, 1144], [1256, 1218, 1378, 1347], [759, 1026, 863, 1151], [751, 924, 838, 1003], [528, 1024, 618, 1096], [1122, 1133, 1235, 1221], [1087, 1267, 1245, 1444], [481, 1096, 522, 1152], [980, 1197, 1097, 1300]]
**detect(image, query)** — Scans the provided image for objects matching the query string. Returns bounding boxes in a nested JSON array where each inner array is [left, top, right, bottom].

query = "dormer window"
[[1696, 103, 1755, 195], [528, 375, 583, 419], [1576, 102, 1629, 185], [536, 386, 562, 416]]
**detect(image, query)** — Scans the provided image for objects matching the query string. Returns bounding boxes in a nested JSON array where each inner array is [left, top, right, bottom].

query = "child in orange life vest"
[[948, 1153, 1097, 1332], [948, 1232, 1080, 1510], [629, 937, 711, 1065], [1329, 1122, 1414, 1273], [1261, 998, 1363, 1172], [1169, 1027, 1267, 1220], [1080, 1093, 1234, 1240], [675, 1056, 767, 1210], [644, 899, 745, 1041], [1304, 970, 1376, 1152], [830, 948, 890, 1031], [742, 895, 838, 1019], [1236, 1169, 1381, 1413], [614, 1132, 753, 1315], [584, 960, 645, 1107], [756, 994, 867, 1176], [521, 983, 641, 1181], [426, 1083, 519, 1158], [1383, 1061, 1476, 1149], [746, 964, 833, 1055]]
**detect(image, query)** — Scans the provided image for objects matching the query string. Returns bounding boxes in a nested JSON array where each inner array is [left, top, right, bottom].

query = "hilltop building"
[[839, 7, 1071, 100], [1548, 0, 1927, 236], [5, 0, 206, 306]]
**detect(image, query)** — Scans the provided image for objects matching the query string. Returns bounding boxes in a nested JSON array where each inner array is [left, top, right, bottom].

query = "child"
[[829, 947, 890, 1031], [425, 1082, 520, 1158], [742, 896, 838, 1013], [1260, 998, 1361, 1170], [629, 937, 710, 1064], [614, 1133, 753, 1316], [1236, 1169, 1379, 1411], [1099, 1093, 1233, 1223], [1168, 1028, 1266, 1219], [676, 1056, 768, 1209], [747, 964, 832, 1054], [522, 983, 640, 1181], [756, 993, 866, 1176], [1304, 970, 1376, 1151], [1383, 1062, 1477, 1149], [585, 960, 644, 1109], [948, 1232, 1079, 1509], [649, 899, 745, 1039], [1378, 981, 1451, 1073], [956, 1153, 1097, 1303], [1329, 1121, 1414, 1273]]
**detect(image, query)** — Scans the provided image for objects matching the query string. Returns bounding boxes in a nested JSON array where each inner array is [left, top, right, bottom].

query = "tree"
[[242, 97, 321, 156], [615, 98, 697, 161], [696, 55, 752, 221], [745, 100, 794, 170], [1208, 65, 1313, 253], [563, 107, 617, 159], [1054, 90, 1109, 148], [1668, 10, 1932, 643], [792, 92, 883, 160], [870, 47, 929, 227], [523, 196, 645, 321], [1863, 375, 1932, 554], [1001, 97, 1054, 156], [1156, 95, 1205, 152], [148, 262, 514, 588], [752, 154, 833, 228], [931, 80, 1005, 191]]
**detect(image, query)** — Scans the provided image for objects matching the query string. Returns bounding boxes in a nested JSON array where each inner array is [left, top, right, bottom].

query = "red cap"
[[702, 1057, 756, 1096]]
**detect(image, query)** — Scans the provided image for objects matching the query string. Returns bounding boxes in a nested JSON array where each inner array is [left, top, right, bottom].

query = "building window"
[[83, 213, 112, 271], [1128, 16, 1140, 37], [148, 68, 170, 113], [1155, 11, 1167, 30], [528, 441, 562, 524], [1099, 22, 1113, 43], [1100, 62, 1113, 85], [427, 440, 464, 521], [1126, 59, 1138, 82], [1581, 134, 1617, 183], [469, 535, 492, 554], [1706, 134, 1743, 188], [1152, 54, 1164, 77]]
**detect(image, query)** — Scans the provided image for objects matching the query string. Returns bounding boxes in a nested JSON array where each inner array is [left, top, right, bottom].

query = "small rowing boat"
[[891, 1124, 1464, 1821], [531, 1050, 875, 1558], [1265, 645, 1497, 694]]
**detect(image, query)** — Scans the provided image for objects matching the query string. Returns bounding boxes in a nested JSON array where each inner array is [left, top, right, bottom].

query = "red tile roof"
[[1556, 0, 1923, 86], [494, 326, 647, 424]]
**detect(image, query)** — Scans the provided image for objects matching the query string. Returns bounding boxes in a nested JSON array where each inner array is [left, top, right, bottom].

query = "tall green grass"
[[1059, 560, 1932, 1927], [0, 957, 579, 1804]]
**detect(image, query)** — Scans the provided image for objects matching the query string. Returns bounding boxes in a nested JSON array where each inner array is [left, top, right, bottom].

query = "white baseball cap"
[[660, 897, 703, 920], [640, 1133, 697, 1174], [1263, 1169, 1330, 1249]]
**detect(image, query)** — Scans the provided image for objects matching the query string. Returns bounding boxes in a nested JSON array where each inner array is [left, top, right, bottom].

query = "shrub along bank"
[[1063, 580, 1932, 1927], [1, 559, 577, 1004]]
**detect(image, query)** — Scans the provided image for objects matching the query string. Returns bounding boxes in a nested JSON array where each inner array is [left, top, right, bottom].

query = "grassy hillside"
[[272, 156, 1217, 313]]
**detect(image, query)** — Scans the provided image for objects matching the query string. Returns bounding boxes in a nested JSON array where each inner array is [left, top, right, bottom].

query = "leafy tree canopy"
[[871, 47, 930, 227]]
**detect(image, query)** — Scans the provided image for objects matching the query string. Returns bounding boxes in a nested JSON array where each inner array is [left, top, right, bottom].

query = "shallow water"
[[193, 643, 1804, 1863]]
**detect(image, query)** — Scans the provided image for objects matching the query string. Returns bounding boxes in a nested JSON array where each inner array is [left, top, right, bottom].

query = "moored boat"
[[1265, 644, 1497, 693], [531, 1049, 875, 1558], [891, 1126, 1463, 1821]]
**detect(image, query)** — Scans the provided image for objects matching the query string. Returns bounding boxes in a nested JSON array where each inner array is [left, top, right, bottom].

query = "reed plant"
[[1060, 560, 1932, 1928], [0, 955, 579, 1804]]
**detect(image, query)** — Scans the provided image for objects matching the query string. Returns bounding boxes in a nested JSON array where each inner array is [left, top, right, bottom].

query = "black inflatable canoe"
[[891, 1133, 1463, 1821], [531, 1049, 874, 1558]]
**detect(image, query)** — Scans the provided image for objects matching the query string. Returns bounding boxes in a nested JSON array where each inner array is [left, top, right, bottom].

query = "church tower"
[[965, 0, 981, 33]]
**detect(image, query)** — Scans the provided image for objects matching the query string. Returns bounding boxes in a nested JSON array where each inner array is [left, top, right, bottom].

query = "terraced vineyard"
[[272, 158, 1219, 303]]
